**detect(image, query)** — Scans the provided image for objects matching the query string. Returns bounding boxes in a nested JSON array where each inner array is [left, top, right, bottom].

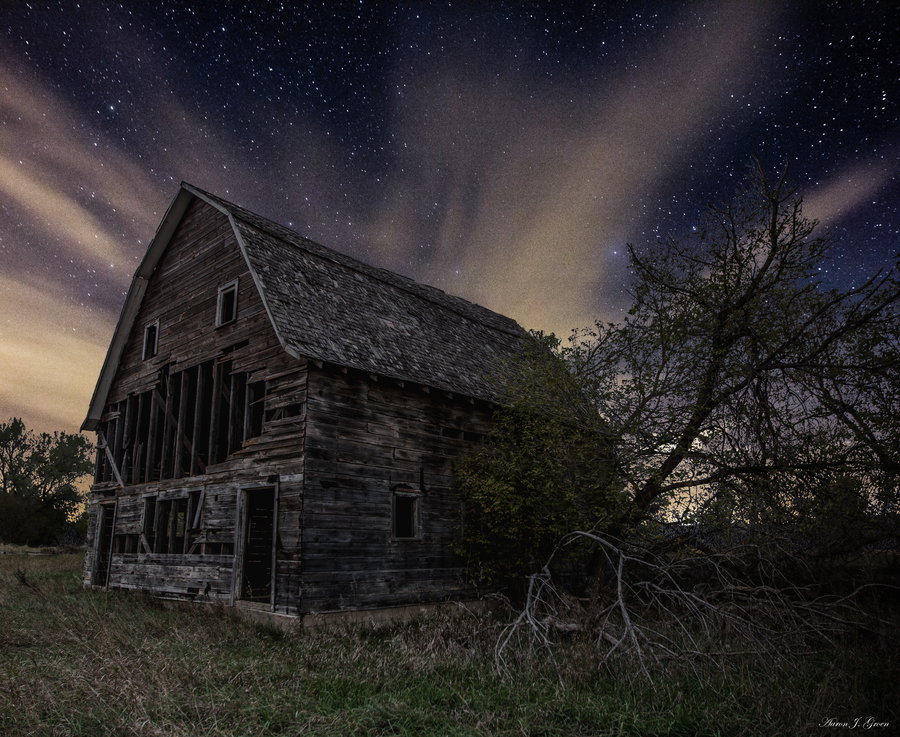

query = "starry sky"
[[1, 1, 897, 434]]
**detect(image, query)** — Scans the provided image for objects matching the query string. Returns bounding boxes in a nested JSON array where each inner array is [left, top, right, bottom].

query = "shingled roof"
[[83, 184, 526, 430]]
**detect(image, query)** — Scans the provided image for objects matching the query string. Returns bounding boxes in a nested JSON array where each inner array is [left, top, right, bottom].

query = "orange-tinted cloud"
[[0, 275, 113, 433]]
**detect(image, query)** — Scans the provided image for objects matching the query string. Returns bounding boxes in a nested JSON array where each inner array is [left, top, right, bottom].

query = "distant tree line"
[[0, 418, 93, 546]]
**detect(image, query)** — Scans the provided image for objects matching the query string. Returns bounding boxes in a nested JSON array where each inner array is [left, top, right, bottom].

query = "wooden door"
[[238, 487, 276, 602]]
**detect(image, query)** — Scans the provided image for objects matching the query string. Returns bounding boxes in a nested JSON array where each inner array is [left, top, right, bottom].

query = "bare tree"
[[461, 162, 899, 675], [560, 160, 899, 531]]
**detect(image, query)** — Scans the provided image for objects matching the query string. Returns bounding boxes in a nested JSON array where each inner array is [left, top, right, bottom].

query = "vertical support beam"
[[133, 392, 146, 485], [231, 488, 246, 605], [145, 389, 159, 482], [97, 429, 106, 485], [105, 417, 118, 484], [182, 498, 192, 554], [122, 396, 135, 484], [94, 501, 118, 587], [185, 493, 195, 554], [242, 381, 251, 443], [140, 495, 154, 554], [167, 500, 177, 554], [228, 372, 247, 454], [112, 401, 126, 476], [153, 498, 163, 553], [208, 362, 222, 465], [174, 371, 188, 479], [191, 366, 206, 476], [106, 501, 119, 585], [227, 372, 236, 454], [270, 481, 279, 611], [160, 373, 175, 479], [191, 488, 206, 529], [93, 436, 103, 483]]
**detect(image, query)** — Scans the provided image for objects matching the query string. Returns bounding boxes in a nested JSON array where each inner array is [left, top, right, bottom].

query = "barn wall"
[[107, 198, 272, 400], [301, 365, 494, 613], [85, 198, 308, 614]]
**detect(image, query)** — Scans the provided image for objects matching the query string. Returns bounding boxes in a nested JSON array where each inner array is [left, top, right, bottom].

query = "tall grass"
[[0, 552, 896, 736]]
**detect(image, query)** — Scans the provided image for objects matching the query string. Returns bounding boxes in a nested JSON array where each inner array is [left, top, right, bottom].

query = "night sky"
[[1, 1, 897, 434]]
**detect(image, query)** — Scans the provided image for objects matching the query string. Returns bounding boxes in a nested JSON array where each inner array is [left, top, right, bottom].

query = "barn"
[[81, 183, 525, 618]]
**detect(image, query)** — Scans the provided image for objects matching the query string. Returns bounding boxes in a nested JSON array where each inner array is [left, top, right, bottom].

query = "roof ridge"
[[183, 183, 523, 338]]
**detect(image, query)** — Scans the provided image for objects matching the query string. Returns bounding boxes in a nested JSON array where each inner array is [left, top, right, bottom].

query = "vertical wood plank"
[[122, 396, 134, 483], [160, 373, 175, 479], [209, 362, 222, 464], [191, 366, 205, 475], [174, 371, 189, 479], [144, 390, 159, 482], [112, 401, 126, 472], [133, 392, 146, 485]]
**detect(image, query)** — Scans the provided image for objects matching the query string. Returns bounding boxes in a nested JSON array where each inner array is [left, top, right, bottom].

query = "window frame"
[[142, 489, 204, 555], [391, 488, 422, 541], [216, 279, 239, 327], [142, 320, 159, 360]]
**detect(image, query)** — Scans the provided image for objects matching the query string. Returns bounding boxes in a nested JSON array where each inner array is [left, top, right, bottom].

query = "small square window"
[[216, 280, 238, 326], [392, 491, 420, 540], [142, 321, 158, 360]]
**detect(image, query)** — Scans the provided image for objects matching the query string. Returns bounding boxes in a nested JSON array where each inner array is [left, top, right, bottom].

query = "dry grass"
[[0, 552, 896, 736], [0, 543, 81, 556]]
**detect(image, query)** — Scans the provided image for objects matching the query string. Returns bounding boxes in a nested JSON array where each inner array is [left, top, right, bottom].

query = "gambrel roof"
[[83, 184, 526, 430]]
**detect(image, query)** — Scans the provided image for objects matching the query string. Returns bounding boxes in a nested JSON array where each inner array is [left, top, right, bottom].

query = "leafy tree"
[[459, 161, 898, 586], [456, 336, 622, 587], [0, 418, 93, 545]]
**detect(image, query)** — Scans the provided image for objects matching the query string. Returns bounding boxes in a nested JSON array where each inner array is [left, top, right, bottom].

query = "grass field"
[[0, 551, 896, 736]]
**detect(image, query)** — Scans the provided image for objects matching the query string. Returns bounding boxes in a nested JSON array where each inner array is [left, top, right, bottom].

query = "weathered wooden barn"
[[81, 184, 525, 616]]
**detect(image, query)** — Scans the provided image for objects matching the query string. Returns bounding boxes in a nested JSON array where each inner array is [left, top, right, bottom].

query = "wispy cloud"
[[805, 154, 897, 227], [365, 0, 779, 335], [0, 65, 164, 267]]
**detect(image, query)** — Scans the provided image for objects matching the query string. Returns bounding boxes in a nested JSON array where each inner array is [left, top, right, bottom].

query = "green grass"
[[0, 553, 897, 736]]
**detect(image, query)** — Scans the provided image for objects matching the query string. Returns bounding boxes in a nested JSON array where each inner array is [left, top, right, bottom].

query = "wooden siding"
[[85, 199, 307, 614], [301, 365, 493, 613], [107, 198, 274, 399]]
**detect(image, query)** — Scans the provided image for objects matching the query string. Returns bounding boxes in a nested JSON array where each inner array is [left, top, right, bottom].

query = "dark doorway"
[[94, 503, 116, 587], [239, 487, 276, 602]]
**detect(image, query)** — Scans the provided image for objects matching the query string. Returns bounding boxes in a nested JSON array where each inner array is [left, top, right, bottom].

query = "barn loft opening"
[[94, 357, 266, 485], [216, 279, 238, 326], [142, 320, 158, 360]]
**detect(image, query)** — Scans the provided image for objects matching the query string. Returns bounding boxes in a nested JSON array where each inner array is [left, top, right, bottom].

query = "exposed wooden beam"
[[97, 430, 125, 488], [173, 371, 189, 479], [145, 390, 160, 483], [159, 374, 175, 478]]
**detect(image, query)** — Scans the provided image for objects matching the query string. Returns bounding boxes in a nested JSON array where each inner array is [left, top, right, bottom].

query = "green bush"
[[456, 335, 622, 590]]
